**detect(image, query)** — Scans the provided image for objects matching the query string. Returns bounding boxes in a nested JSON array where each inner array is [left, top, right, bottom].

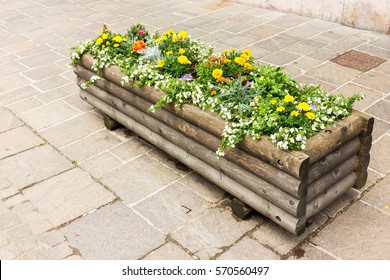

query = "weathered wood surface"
[[305, 173, 357, 219], [78, 54, 309, 180], [79, 88, 305, 235], [308, 138, 360, 184], [75, 67, 307, 199], [307, 155, 358, 201], [78, 79, 306, 217], [231, 198, 254, 219]]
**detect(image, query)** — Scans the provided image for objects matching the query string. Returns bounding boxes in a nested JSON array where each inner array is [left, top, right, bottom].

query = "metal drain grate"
[[330, 50, 386, 72]]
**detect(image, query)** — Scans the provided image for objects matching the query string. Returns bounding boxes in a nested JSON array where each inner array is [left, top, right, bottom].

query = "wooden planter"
[[74, 54, 373, 235]]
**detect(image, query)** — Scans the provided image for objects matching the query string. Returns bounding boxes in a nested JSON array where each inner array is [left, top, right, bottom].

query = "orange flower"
[[132, 40, 146, 52]]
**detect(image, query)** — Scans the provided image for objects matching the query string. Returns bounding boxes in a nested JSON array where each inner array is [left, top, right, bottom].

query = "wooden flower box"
[[74, 53, 373, 235]]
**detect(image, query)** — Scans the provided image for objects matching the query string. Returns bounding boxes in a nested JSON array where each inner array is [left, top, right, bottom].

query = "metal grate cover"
[[331, 50, 386, 72]]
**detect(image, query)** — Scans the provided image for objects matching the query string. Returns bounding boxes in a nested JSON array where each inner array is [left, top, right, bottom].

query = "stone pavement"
[[0, 0, 389, 260]]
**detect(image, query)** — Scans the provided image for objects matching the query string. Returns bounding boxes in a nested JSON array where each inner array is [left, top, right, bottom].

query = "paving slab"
[[306, 62, 362, 86], [40, 112, 104, 148], [289, 243, 336, 260], [368, 134, 390, 174], [312, 201, 390, 259], [61, 202, 166, 259], [0, 145, 73, 193], [217, 236, 279, 260], [179, 172, 227, 203], [365, 100, 390, 123], [23, 168, 116, 228], [361, 175, 390, 214], [0, 126, 44, 159], [134, 182, 211, 234], [79, 152, 123, 178], [251, 214, 328, 256], [354, 71, 390, 93], [0, 107, 24, 133], [60, 129, 123, 162], [100, 155, 181, 204], [172, 208, 258, 259], [18, 100, 81, 131], [143, 242, 194, 260]]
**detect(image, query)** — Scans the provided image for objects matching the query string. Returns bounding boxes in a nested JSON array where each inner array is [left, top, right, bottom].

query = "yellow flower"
[[222, 50, 228, 56], [276, 106, 285, 112], [164, 29, 175, 35], [172, 35, 178, 42], [305, 112, 316, 120], [234, 56, 246, 66], [271, 99, 277, 105], [212, 68, 223, 79], [244, 63, 252, 70], [96, 37, 103, 45], [242, 49, 252, 57], [165, 50, 173, 55], [211, 90, 217, 96], [179, 48, 185, 54], [240, 53, 249, 62], [106, 41, 110, 46], [178, 31, 188, 39], [102, 33, 108, 40], [298, 102, 310, 111], [157, 60, 165, 67], [178, 55, 191, 65], [113, 43, 119, 48], [283, 95, 295, 103], [154, 38, 161, 43], [161, 35, 167, 41], [290, 110, 299, 117], [113, 35, 124, 43], [223, 58, 231, 64]]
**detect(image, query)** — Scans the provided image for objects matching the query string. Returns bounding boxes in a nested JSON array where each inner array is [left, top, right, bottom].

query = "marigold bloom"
[[242, 49, 253, 57], [297, 102, 310, 112], [157, 60, 165, 67], [244, 63, 252, 70], [283, 95, 295, 103], [113, 35, 124, 43], [305, 112, 316, 120], [161, 35, 167, 41], [271, 99, 277, 105], [240, 53, 249, 62], [102, 33, 108, 40], [290, 110, 299, 117], [234, 57, 246, 66], [164, 29, 175, 35], [96, 37, 103, 45], [276, 106, 285, 112], [211, 90, 217, 96], [165, 50, 173, 55], [212, 68, 223, 79], [178, 31, 188, 39], [223, 58, 231, 64], [179, 48, 185, 54], [178, 55, 191, 65], [172, 35, 178, 42], [132, 40, 147, 52]]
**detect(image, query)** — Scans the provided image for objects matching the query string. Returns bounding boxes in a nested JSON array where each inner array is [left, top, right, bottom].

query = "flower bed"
[[71, 25, 373, 235]]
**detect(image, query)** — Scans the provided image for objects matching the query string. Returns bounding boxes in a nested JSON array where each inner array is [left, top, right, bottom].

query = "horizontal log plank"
[[307, 155, 358, 201], [305, 173, 357, 219], [79, 88, 305, 235], [308, 137, 360, 184], [305, 114, 366, 165], [78, 79, 307, 216]]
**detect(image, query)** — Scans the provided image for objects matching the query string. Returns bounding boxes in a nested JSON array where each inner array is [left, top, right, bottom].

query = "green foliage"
[[70, 24, 365, 157]]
